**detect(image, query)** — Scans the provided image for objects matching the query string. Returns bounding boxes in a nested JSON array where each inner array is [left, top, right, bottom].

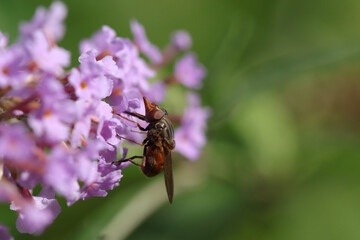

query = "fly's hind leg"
[[113, 155, 143, 167]]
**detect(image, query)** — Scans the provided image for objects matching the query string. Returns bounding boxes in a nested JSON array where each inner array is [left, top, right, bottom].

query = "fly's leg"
[[117, 135, 149, 147], [117, 135, 144, 146], [124, 111, 146, 121], [113, 155, 142, 167], [130, 130, 147, 135], [113, 112, 147, 131]]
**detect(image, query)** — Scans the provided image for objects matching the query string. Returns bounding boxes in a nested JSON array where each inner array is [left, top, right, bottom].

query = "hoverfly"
[[115, 97, 176, 203]]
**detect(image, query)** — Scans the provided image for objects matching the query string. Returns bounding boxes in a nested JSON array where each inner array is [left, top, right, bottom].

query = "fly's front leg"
[[114, 112, 147, 131], [124, 111, 148, 131], [124, 111, 146, 121]]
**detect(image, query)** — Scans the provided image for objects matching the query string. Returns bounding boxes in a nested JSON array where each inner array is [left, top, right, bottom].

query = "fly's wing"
[[163, 149, 174, 203]]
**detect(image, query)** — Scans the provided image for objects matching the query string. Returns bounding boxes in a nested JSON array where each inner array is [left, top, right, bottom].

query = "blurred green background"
[[1, 0, 360, 239]]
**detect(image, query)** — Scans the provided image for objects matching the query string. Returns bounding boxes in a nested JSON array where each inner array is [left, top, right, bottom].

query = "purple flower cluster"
[[0, 1, 209, 236]]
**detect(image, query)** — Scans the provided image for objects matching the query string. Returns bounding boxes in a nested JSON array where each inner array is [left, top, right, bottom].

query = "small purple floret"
[[43, 146, 80, 202], [20, 1, 67, 41], [0, 31, 8, 49], [13, 188, 61, 235], [174, 53, 206, 89], [130, 20, 163, 64], [171, 30, 192, 51], [0, 224, 13, 240], [24, 30, 70, 75], [0, 123, 35, 163]]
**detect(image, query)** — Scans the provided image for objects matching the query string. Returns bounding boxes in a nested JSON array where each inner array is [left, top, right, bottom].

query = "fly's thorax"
[[145, 116, 174, 148], [155, 117, 174, 140]]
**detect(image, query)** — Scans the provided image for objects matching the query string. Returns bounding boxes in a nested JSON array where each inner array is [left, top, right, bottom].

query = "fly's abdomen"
[[141, 145, 164, 177]]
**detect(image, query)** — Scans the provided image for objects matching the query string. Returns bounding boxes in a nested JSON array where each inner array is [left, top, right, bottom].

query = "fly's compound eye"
[[159, 107, 168, 115]]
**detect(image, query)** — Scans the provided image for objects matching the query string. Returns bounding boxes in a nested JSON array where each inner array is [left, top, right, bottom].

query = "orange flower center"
[[80, 81, 87, 89], [2, 67, 9, 75], [44, 109, 52, 118]]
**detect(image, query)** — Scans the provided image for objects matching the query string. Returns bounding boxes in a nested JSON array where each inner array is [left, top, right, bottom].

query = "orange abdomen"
[[141, 145, 164, 177]]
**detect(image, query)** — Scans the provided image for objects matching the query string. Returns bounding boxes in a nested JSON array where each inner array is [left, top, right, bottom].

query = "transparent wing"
[[163, 150, 174, 203]]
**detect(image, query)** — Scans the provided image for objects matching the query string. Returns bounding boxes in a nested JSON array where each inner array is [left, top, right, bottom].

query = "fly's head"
[[143, 96, 168, 123]]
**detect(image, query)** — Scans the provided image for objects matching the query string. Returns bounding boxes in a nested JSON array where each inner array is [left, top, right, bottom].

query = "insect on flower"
[[115, 96, 176, 203]]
